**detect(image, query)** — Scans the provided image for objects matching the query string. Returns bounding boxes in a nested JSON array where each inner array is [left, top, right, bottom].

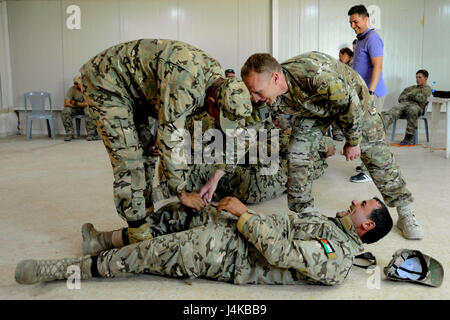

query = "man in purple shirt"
[[348, 4, 388, 183]]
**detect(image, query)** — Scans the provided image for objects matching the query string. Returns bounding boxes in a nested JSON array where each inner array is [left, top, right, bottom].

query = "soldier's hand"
[[343, 143, 361, 161], [199, 169, 225, 204], [326, 145, 336, 157], [177, 191, 205, 212], [213, 197, 248, 217]]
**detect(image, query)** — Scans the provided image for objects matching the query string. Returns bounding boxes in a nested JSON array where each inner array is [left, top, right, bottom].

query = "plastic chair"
[[72, 114, 85, 137], [391, 108, 429, 144], [24, 92, 56, 140]]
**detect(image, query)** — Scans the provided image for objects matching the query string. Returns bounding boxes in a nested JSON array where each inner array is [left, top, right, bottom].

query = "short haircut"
[[352, 39, 357, 45], [241, 53, 282, 78], [348, 5, 369, 18], [416, 69, 429, 78], [360, 197, 393, 244], [340, 47, 354, 57]]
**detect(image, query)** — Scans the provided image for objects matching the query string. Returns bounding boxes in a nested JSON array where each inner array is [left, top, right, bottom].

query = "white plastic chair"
[[24, 92, 56, 140]]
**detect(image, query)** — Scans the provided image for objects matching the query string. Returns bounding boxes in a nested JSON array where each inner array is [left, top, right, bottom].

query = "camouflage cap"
[[73, 75, 82, 84], [215, 77, 252, 133], [383, 249, 443, 287]]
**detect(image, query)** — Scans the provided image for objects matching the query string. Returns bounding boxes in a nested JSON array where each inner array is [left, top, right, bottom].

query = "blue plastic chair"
[[24, 92, 56, 140], [391, 108, 429, 144]]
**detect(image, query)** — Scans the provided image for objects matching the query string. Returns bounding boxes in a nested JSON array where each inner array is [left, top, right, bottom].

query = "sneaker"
[[332, 133, 345, 141], [350, 172, 372, 183], [64, 135, 73, 141], [86, 135, 101, 141], [397, 205, 424, 240]]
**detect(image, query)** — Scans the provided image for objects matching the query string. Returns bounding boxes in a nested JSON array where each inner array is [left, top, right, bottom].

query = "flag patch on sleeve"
[[317, 237, 337, 259]]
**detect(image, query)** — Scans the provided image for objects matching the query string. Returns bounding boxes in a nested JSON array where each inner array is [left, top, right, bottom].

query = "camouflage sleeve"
[[237, 212, 310, 269], [237, 211, 354, 285], [308, 73, 363, 146], [398, 87, 410, 103], [157, 81, 203, 194], [412, 86, 432, 109]]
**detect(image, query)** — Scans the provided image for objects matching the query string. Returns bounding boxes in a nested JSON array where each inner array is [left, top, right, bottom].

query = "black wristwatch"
[[369, 90, 375, 95]]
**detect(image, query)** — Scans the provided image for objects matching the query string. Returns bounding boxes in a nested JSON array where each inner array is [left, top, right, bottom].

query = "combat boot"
[[400, 134, 414, 145], [64, 134, 73, 141], [397, 204, 424, 240], [82, 223, 125, 256], [15, 255, 92, 285]]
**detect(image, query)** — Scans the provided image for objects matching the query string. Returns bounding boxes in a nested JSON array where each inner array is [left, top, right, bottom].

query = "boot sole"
[[15, 260, 37, 284]]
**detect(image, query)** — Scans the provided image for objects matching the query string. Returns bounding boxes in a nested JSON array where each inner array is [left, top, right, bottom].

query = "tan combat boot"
[[397, 204, 424, 240], [15, 255, 92, 285], [82, 223, 124, 256]]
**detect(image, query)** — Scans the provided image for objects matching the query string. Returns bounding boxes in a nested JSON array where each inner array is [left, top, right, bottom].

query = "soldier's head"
[[225, 69, 236, 78], [337, 197, 392, 244], [73, 75, 82, 90], [339, 47, 353, 64], [206, 77, 252, 132], [348, 5, 370, 35], [416, 69, 429, 86], [241, 53, 288, 105]]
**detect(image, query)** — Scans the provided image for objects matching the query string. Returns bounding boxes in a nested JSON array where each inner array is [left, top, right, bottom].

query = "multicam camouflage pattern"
[[275, 51, 412, 212], [95, 203, 364, 285], [381, 84, 432, 136], [62, 86, 97, 136], [79, 39, 251, 223], [183, 108, 330, 204]]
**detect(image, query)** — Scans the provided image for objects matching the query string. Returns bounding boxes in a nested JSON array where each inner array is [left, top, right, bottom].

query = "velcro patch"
[[317, 237, 337, 259]]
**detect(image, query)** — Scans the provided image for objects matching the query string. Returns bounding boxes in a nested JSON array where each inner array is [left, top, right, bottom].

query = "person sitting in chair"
[[381, 70, 432, 145]]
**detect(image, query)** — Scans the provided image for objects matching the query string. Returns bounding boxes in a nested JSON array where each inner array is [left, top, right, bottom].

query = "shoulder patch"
[[316, 237, 337, 259]]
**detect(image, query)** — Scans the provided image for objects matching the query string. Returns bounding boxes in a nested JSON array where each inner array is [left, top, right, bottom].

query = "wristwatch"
[[369, 90, 375, 95]]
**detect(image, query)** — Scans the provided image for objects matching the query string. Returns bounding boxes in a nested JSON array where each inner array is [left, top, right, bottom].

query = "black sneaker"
[[332, 133, 345, 141], [350, 172, 372, 183]]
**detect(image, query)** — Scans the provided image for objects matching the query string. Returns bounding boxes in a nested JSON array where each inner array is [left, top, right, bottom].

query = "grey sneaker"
[[350, 172, 372, 183], [397, 205, 424, 240], [15, 255, 92, 284]]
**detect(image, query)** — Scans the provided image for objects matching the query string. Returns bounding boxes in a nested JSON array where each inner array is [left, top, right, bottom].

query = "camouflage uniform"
[[61, 86, 97, 137], [95, 203, 364, 285], [274, 51, 412, 212], [381, 84, 432, 136], [79, 39, 250, 226], [183, 108, 332, 204]]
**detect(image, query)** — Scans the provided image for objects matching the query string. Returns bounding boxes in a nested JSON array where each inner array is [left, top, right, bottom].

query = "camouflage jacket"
[[80, 39, 224, 194], [398, 84, 432, 111], [274, 51, 366, 146], [234, 209, 365, 285]]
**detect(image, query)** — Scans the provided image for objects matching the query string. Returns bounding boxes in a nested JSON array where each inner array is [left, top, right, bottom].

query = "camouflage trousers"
[[288, 112, 412, 213], [61, 106, 97, 137], [95, 204, 297, 284], [381, 102, 423, 136], [96, 204, 239, 282], [80, 71, 159, 223]]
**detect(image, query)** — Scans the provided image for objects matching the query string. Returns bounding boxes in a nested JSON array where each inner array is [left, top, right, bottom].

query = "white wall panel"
[[237, 0, 271, 75], [119, 0, 178, 42], [178, 0, 239, 72], [61, 0, 121, 93], [423, 0, 450, 91], [7, 0, 64, 108], [278, 0, 319, 62]]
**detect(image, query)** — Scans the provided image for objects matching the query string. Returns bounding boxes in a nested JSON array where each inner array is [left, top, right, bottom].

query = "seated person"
[[62, 76, 99, 141], [225, 68, 236, 78], [339, 47, 354, 67], [381, 69, 432, 145], [16, 195, 392, 286]]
